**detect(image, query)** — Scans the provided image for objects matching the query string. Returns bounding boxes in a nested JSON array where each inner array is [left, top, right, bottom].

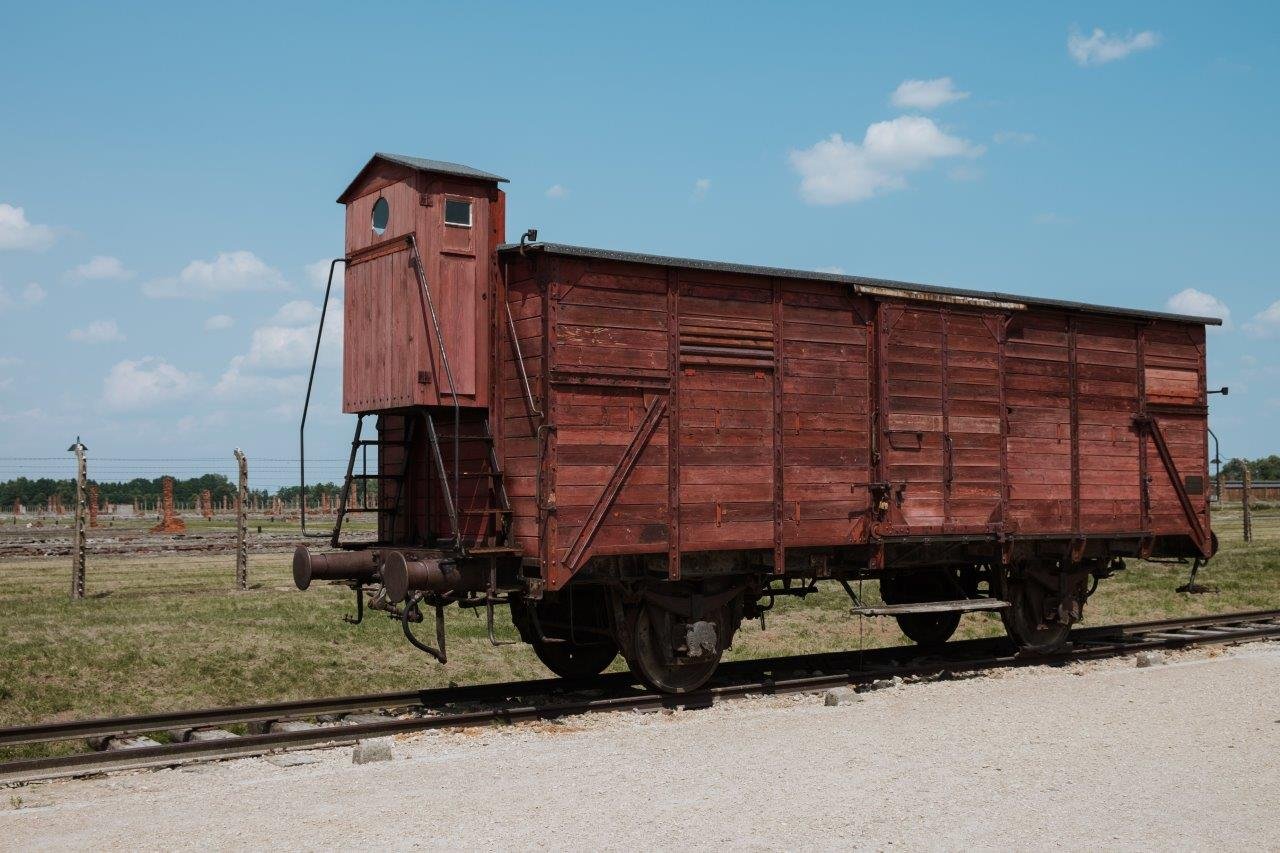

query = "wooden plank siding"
[[494, 254, 1213, 589], [342, 166, 502, 411], [1143, 323, 1210, 537], [781, 283, 871, 546]]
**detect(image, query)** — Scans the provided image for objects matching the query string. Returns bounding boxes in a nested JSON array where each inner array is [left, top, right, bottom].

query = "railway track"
[[3, 608, 1278, 786]]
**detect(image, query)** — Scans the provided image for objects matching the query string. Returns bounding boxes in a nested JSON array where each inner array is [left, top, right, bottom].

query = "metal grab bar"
[[502, 262, 543, 421], [299, 258, 345, 539], [406, 234, 462, 546], [505, 300, 543, 420]]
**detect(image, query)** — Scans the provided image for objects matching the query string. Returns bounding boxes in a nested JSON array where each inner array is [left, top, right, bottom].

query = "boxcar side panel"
[[942, 311, 1004, 531], [1004, 313, 1074, 533], [513, 250, 1214, 589], [676, 273, 776, 552], [1143, 322, 1210, 539], [544, 260, 672, 588], [500, 258, 543, 555], [781, 280, 872, 546], [1075, 319, 1142, 533], [880, 305, 947, 530]]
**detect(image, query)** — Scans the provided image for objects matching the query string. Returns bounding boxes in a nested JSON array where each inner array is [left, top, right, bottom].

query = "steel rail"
[[2, 608, 1278, 786]]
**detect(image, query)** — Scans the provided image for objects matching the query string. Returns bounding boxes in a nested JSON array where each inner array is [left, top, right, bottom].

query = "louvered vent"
[[679, 315, 775, 369]]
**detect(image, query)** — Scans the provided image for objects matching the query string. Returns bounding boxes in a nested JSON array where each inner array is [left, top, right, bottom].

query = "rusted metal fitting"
[[292, 545, 378, 591], [381, 551, 488, 603]]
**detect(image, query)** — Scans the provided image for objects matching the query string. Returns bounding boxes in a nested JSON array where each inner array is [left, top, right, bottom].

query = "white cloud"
[[1166, 288, 1230, 329], [272, 300, 322, 326], [204, 314, 234, 331], [948, 164, 983, 182], [2, 282, 45, 311], [143, 250, 289, 299], [890, 77, 969, 111], [545, 184, 569, 199], [176, 411, 230, 434], [69, 255, 133, 281], [1033, 212, 1073, 225], [68, 319, 125, 344], [790, 116, 984, 205], [102, 357, 198, 410], [213, 359, 305, 398], [0, 204, 56, 251], [994, 131, 1037, 144], [305, 258, 344, 292], [212, 297, 341, 399], [1068, 27, 1160, 67], [1244, 299, 1280, 338], [692, 178, 711, 200], [243, 325, 316, 369]]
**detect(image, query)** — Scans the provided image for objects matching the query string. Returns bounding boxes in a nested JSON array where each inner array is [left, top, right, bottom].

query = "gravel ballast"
[[4, 643, 1278, 850]]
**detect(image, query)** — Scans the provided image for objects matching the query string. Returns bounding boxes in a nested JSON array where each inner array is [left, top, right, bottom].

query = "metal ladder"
[[426, 413, 513, 551], [331, 414, 417, 548]]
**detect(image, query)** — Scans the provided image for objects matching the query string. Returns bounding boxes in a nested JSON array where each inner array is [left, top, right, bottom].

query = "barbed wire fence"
[[0, 444, 374, 598]]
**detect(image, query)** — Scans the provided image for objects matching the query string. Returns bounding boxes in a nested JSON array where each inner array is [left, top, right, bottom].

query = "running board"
[[851, 599, 1010, 617]]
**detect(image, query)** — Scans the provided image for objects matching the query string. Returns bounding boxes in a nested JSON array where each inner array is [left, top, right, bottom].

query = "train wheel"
[[883, 570, 964, 647], [531, 638, 619, 679], [895, 610, 962, 647], [1001, 580, 1071, 654], [627, 603, 721, 694]]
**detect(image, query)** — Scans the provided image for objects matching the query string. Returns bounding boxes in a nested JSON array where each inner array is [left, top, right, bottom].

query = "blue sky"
[[1, 1, 1277, 487]]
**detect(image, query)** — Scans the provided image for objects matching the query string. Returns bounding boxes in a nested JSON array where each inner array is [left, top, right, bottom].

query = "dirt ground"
[[5, 641, 1278, 851]]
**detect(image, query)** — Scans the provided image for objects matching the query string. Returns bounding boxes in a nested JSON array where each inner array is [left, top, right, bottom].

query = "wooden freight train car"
[[293, 153, 1220, 692]]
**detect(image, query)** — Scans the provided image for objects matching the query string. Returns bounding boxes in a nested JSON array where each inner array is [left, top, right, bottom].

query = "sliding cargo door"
[[879, 306, 947, 530], [878, 305, 1005, 534], [942, 312, 1004, 531]]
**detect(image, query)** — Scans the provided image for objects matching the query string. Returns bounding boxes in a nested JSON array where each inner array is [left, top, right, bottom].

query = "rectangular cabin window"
[[444, 199, 472, 228]]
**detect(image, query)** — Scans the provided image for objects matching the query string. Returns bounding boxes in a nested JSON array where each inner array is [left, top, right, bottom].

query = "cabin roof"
[[338, 153, 507, 202], [498, 241, 1222, 327]]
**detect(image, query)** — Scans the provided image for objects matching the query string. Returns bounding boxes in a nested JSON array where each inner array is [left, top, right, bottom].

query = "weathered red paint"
[[335, 155, 1215, 595]]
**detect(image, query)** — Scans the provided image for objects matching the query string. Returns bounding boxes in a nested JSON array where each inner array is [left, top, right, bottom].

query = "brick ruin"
[[150, 476, 187, 533], [200, 489, 213, 520]]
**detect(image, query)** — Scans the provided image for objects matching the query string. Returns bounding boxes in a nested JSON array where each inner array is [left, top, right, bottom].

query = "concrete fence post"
[[1242, 464, 1253, 543], [68, 437, 87, 599], [234, 448, 249, 590]]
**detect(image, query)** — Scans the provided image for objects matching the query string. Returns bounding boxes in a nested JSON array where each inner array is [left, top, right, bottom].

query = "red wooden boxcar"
[[294, 154, 1221, 692]]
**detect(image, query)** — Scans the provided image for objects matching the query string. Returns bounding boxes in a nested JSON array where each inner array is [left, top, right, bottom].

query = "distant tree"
[[1220, 455, 1280, 481], [0, 474, 325, 508]]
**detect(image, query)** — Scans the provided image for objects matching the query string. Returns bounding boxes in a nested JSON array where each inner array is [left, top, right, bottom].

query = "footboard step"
[[851, 599, 1011, 617]]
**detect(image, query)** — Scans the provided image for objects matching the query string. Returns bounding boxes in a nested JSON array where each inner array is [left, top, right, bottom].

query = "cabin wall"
[[341, 167, 502, 412]]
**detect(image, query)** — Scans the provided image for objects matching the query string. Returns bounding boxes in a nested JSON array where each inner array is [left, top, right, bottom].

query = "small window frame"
[[371, 197, 390, 235], [443, 198, 473, 228]]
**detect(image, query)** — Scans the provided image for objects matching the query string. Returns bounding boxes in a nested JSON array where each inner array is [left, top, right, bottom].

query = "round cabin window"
[[371, 197, 390, 235]]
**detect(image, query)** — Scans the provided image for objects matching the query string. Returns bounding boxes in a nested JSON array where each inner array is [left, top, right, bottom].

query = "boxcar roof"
[[499, 241, 1222, 326], [338, 153, 508, 201]]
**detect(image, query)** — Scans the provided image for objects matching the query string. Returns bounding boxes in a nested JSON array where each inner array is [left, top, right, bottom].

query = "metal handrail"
[[406, 234, 462, 546], [505, 300, 543, 420], [299, 258, 345, 539], [499, 261, 540, 417]]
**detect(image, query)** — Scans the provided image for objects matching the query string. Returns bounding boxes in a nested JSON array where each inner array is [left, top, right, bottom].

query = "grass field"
[[1, 508, 1276, 747]]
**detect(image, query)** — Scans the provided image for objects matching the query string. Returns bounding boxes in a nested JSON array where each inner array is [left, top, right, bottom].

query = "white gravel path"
[[5, 642, 1279, 851]]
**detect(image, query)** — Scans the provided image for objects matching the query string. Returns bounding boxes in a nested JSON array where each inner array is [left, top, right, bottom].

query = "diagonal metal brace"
[[562, 396, 669, 573], [1134, 413, 1211, 557]]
